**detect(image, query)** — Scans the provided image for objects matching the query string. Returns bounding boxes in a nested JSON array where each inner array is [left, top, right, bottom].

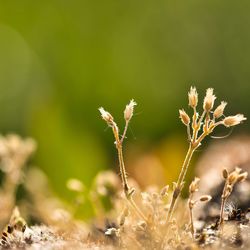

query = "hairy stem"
[[117, 144, 130, 193], [121, 120, 129, 144], [115, 128, 147, 222]]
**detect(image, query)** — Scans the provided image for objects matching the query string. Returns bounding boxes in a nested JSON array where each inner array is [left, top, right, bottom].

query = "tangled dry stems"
[[98, 86, 247, 249], [0, 87, 248, 249]]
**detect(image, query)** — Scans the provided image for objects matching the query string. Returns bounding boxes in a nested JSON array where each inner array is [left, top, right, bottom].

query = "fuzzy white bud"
[[189, 177, 200, 193], [223, 114, 247, 127], [179, 109, 190, 126], [99, 107, 114, 126], [203, 88, 216, 112], [124, 99, 137, 121], [188, 86, 198, 108], [214, 101, 227, 119], [237, 172, 248, 182]]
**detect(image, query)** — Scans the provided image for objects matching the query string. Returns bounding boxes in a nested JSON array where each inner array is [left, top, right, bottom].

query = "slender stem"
[[189, 199, 195, 239], [117, 144, 129, 193], [219, 180, 228, 229], [176, 144, 194, 187], [120, 120, 129, 144], [194, 131, 207, 148], [128, 196, 147, 221], [113, 125, 147, 222], [166, 143, 195, 223], [192, 108, 197, 130], [192, 111, 206, 141], [187, 125, 191, 142], [204, 112, 210, 133], [219, 197, 226, 228], [166, 110, 211, 225]]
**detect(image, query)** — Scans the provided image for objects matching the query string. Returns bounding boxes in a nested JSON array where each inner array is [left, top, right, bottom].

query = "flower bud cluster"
[[179, 86, 246, 147], [222, 167, 248, 199]]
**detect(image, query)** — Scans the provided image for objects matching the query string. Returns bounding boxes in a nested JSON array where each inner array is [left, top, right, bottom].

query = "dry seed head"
[[203, 88, 216, 112], [223, 114, 247, 127], [99, 107, 114, 126], [189, 177, 200, 194], [188, 86, 198, 108], [124, 99, 137, 121], [199, 195, 212, 202], [214, 101, 227, 119], [222, 168, 228, 179], [228, 172, 238, 185], [237, 172, 248, 182], [179, 109, 190, 126]]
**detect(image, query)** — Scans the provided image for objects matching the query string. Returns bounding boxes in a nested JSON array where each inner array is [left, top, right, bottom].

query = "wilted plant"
[[219, 167, 248, 229], [188, 177, 211, 239], [166, 87, 246, 224], [99, 100, 147, 221]]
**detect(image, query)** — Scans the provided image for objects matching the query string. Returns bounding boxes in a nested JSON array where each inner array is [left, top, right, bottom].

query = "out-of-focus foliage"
[[0, 1, 249, 217]]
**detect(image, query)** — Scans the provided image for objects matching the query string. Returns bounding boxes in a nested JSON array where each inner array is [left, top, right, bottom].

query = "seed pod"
[[223, 114, 247, 127], [179, 109, 190, 126], [188, 86, 198, 108], [189, 177, 200, 194], [99, 107, 114, 127], [228, 172, 238, 185], [237, 172, 248, 183], [160, 185, 169, 197], [222, 168, 228, 179], [203, 88, 216, 112], [199, 195, 212, 202], [214, 101, 227, 119], [124, 99, 137, 121]]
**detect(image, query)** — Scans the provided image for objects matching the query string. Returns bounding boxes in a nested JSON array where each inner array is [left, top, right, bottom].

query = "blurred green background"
[[0, 1, 249, 217]]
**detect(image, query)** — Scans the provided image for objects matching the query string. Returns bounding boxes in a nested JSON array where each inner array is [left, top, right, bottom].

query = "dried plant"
[[219, 167, 248, 229], [166, 87, 246, 224], [99, 100, 147, 221], [188, 177, 211, 239], [0, 86, 248, 249]]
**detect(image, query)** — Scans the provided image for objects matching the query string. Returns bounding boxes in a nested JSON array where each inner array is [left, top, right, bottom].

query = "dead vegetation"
[[0, 87, 249, 249]]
